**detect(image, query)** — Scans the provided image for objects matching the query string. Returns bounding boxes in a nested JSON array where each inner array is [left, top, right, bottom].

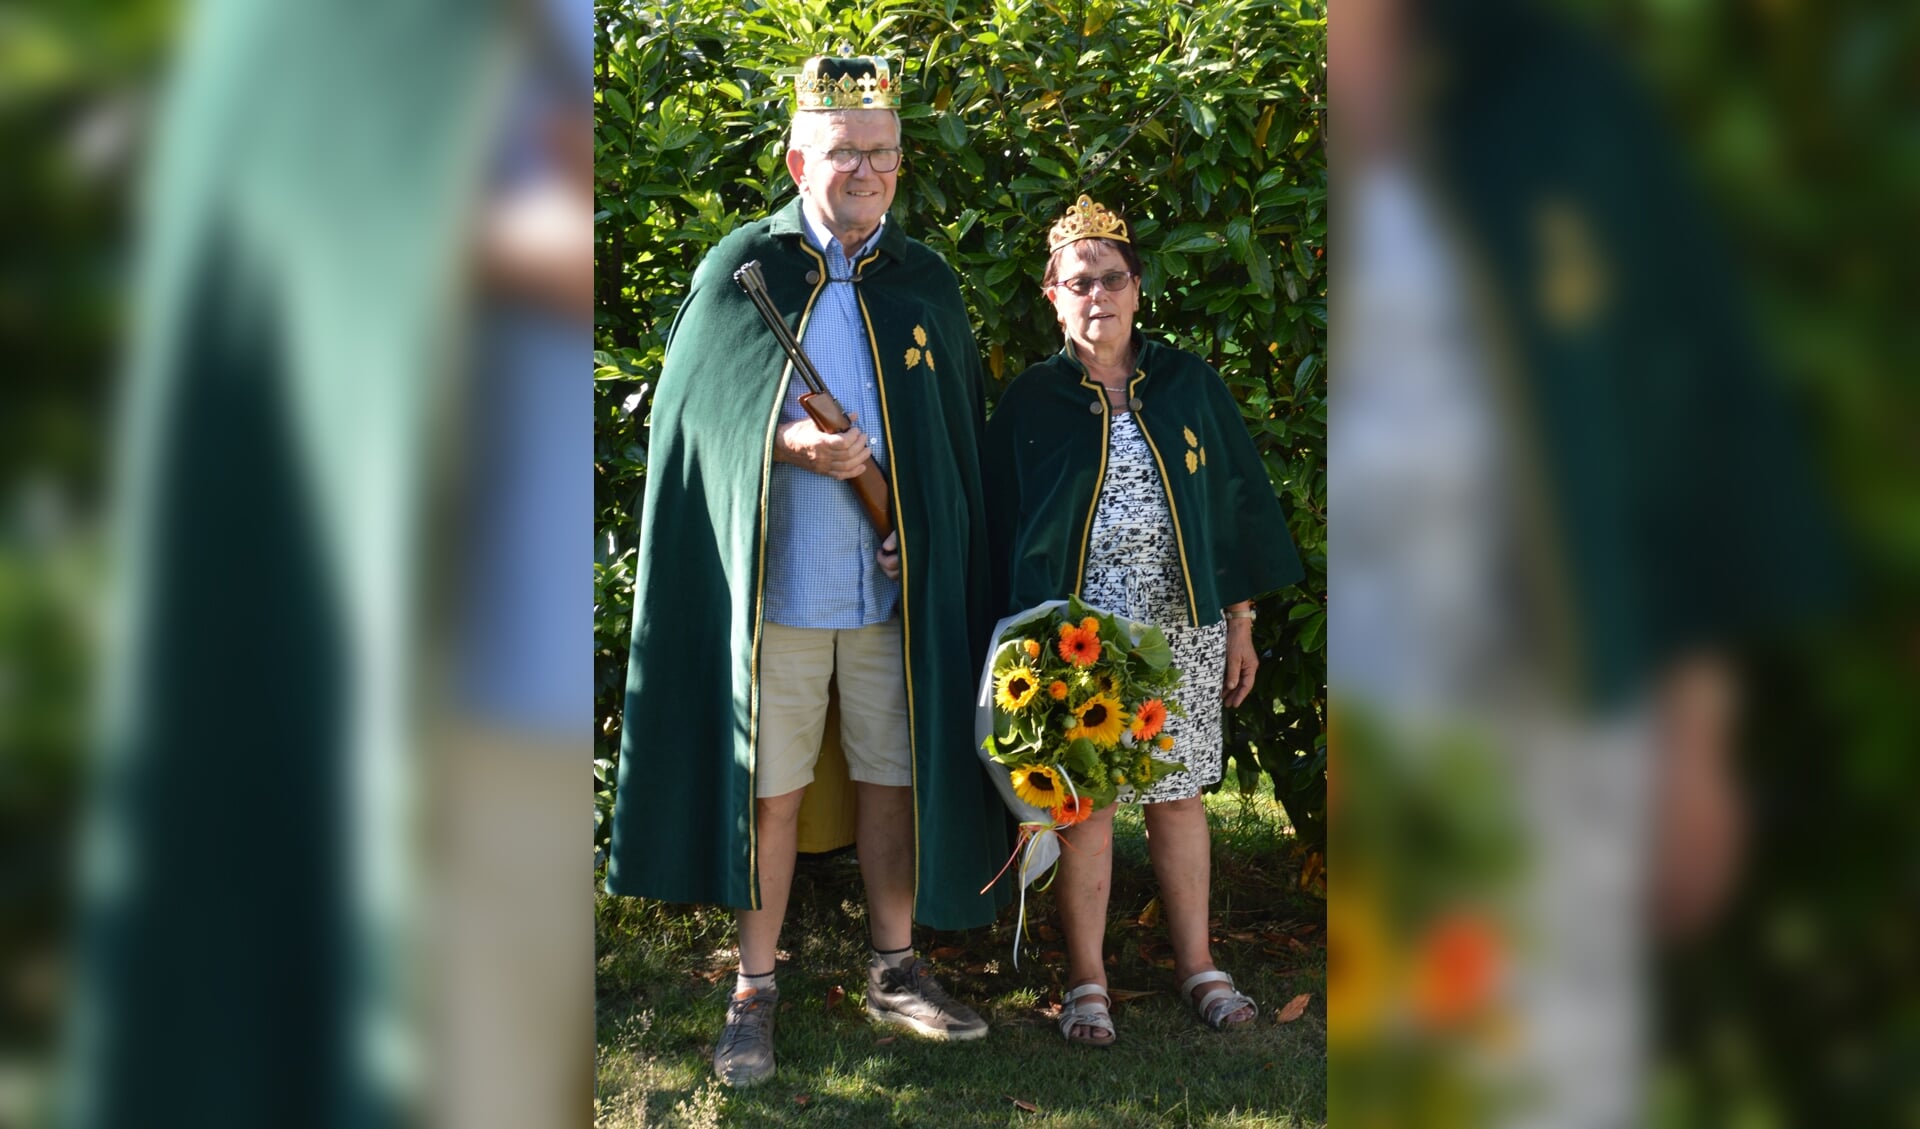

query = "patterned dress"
[[1081, 410, 1227, 803]]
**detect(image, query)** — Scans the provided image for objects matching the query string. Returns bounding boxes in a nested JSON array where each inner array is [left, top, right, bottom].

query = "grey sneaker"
[[866, 957, 988, 1041], [712, 988, 778, 1087]]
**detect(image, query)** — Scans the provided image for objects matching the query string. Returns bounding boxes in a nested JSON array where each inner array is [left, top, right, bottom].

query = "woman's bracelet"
[[1224, 608, 1256, 621]]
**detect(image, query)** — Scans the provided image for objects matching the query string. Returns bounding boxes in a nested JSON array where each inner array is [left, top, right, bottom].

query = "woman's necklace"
[[1091, 347, 1140, 411]]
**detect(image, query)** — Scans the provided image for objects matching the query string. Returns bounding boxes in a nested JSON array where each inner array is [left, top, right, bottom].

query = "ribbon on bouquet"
[[977, 768, 1087, 969], [979, 820, 1058, 969]]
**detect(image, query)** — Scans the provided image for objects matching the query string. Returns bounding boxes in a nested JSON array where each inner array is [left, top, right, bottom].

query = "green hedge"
[[594, 0, 1327, 856]]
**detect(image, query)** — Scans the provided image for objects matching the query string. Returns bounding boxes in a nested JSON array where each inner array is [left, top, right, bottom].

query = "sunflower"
[[1066, 693, 1127, 747], [994, 665, 1040, 711], [1130, 698, 1168, 741], [1050, 794, 1094, 827], [1011, 764, 1065, 808], [1056, 623, 1102, 667], [1048, 680, 1069, 700]]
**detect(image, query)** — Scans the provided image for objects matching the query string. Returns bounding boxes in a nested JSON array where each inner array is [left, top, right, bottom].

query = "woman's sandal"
[[1181, 970, 1258, 1030], [1057, 982, 1117, 1047]]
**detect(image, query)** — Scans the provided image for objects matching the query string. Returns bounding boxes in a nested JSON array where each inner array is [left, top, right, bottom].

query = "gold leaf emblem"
[[1185, 450, 1198, 474], [1183, 427, 1198, 448], [912, 324, 928, 347], [1199, 447, 1207, 466], [924, 350, 935, 370], [905, 347, 922, 368], [1535, 198, 1610, 331]]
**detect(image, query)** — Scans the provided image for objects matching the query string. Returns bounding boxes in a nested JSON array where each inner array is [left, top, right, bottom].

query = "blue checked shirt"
[[761, 208, 899, 628]]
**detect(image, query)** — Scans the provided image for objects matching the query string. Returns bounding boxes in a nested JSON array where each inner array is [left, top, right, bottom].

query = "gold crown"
[[794, 44, 899, 111], [1048, 195, 1130, 252]]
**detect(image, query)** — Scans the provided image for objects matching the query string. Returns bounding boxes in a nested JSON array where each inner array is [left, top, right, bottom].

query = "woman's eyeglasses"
[[812, 147, 904, 173], [1055, 270, 1135, 296]]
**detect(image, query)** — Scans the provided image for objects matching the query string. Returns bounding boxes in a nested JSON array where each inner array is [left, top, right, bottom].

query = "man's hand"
[[1651, 653, 1744, 940], [774, 414, 873, 480], [876, 531, 900, 582], [1222, 617, 1258, 707]]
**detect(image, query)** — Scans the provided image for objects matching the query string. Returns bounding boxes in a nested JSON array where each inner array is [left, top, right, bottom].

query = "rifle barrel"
[[732, 261, 827, 396]]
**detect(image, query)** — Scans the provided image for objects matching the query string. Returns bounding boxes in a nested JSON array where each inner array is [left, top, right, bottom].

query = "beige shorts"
[[755, 619, 911, 797]]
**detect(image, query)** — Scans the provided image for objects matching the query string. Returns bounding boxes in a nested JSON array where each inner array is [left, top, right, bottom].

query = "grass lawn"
[[594, 777, 1326, 1127]]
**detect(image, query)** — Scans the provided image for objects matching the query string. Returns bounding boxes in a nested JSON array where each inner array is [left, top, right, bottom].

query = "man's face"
[[785, 111, 900, 246]]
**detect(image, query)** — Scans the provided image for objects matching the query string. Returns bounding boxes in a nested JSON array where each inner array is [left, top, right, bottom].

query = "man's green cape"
[[605, 198, 1009, 930], [984, 336, 1304, 621], [1416, 0, 1844, 707]]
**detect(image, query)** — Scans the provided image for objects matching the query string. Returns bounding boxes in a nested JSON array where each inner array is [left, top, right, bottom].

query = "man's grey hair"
[[787, 109, 903, 153]]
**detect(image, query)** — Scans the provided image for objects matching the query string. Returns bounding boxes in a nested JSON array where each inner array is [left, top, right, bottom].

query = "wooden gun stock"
[[733, 259, 896, 543], [799, 391, 894, 542]]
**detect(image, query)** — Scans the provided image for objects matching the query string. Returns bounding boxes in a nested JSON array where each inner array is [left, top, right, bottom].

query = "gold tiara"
[[794, 44, 899, 111], [1047, 195, 1130, 252]]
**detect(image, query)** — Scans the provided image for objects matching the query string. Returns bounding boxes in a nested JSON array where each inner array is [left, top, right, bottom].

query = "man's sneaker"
[[712, 988, 778, 1087], [866, 956, 989, 1041]]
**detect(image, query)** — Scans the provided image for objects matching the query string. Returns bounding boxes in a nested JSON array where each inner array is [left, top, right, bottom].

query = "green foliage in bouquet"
[[983, 597, 1187, 815]]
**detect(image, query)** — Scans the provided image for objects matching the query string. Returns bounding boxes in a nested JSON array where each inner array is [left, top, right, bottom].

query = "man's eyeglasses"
[[812, 147, 904, 173], [1055, 270, 1135, 296]]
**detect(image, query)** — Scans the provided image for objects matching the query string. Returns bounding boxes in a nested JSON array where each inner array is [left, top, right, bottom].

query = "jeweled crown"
[[1048, 195, 1130, 252], [794, 44, 899, 111]]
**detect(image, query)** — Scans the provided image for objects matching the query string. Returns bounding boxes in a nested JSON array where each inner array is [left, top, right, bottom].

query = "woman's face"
[[1045, 241, 1139, 358]]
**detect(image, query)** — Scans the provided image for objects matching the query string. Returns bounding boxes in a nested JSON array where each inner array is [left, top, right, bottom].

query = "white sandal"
[[1181, 970, 1257, 1030], [1057, 982, 1117, 1047]]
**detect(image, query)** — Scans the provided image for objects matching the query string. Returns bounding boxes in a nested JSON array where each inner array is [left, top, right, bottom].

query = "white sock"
[[734, 969, 776, 998], [871, 945, 914, 971]]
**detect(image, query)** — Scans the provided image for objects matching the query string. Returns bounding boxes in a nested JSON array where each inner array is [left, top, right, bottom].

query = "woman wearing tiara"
[[984, 196, 1304, 1046]]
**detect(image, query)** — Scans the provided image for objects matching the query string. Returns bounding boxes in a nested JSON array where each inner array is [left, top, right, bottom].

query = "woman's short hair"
[[1043, 236, 1144, 288]]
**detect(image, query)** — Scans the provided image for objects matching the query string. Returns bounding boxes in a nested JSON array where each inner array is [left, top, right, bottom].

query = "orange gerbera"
[[1048, 680, 1069, 700], [1410, 910, 1505, 1030], [1056, 622, 1102, 667], [1051, 794, 1094, 827], [1130, 698, 1168, 741]]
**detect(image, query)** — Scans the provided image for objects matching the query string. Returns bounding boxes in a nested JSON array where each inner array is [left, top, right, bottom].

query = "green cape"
[[605, 198, 1009, 930], [1416, 0, 1843, 706], [983, 336, 1304, 622]]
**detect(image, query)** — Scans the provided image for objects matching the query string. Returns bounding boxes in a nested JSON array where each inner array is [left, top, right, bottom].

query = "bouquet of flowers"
[[974, 596, 1185, 898]]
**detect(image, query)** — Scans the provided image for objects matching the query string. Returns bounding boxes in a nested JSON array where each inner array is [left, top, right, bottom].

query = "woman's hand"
[[1221, 615, 1258, 707]]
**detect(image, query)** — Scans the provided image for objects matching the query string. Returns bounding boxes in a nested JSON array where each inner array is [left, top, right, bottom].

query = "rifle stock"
[[799, 391, 894, 542], [733, 259, 896, 543]]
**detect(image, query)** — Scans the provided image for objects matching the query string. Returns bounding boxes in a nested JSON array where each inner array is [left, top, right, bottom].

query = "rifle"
[[732, 260, 895, 542]]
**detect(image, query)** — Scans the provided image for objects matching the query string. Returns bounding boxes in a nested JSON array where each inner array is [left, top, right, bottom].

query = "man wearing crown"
[[603, 47, 1006, 1086]]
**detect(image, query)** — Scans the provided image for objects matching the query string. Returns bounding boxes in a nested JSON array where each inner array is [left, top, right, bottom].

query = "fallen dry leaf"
[[1106, 988, 1157, 1003], [825, 985, 846, 1011], [1276, 993, 1312, 1023], [1137, 897, 1163, 927], [929, 945, 967, 961], [875, 1036, 897, 1046], [1006, 1097, 1040, 1112], [1035, 924, 1061, 941], [793, 1094, 812, 1107]]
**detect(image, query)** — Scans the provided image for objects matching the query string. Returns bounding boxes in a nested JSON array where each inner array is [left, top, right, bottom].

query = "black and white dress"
[[1081, 410, 1227, 804]]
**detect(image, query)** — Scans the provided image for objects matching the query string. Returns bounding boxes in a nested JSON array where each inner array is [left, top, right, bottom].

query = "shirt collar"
[[801, 202, 886, 262]]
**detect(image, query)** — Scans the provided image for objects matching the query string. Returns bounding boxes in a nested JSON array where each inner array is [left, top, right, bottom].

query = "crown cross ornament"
[[1048, 195, 1130, 252], [795, 43, 899, 111]]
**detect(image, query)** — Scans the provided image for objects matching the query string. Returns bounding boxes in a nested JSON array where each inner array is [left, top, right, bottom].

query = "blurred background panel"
[[1330, 0, 1916, 1126], [1, 1, 594, 1127]]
